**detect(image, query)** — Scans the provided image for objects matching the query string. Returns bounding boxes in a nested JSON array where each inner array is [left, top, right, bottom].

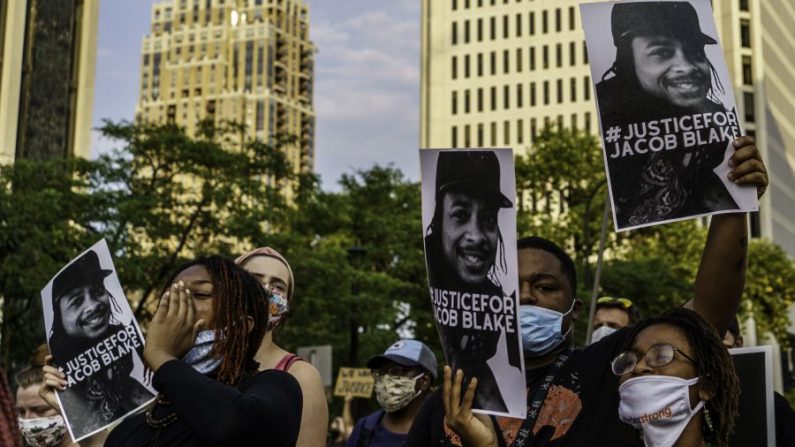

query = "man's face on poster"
[[441, 189, 499, 285], [631, 35, 710, 108], [57, 282, 111, 339]]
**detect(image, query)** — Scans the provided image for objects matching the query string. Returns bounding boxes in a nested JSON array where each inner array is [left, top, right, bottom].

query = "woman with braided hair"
[[41, 256, 302, 446], [611, 308, 739, 447]]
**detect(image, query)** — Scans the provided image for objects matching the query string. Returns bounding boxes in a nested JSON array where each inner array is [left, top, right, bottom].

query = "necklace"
[[144, 394, 178, 429]]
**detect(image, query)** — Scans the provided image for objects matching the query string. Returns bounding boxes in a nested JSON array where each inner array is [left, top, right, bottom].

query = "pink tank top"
[[274, 353, 303, 371]]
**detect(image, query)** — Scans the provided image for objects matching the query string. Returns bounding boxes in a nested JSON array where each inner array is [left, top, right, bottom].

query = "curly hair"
[[622, 308, 739, 446], [163, 256, 270, 385]]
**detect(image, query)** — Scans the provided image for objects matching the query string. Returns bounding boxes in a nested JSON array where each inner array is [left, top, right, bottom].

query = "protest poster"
[[729, 346, 775, 447], [580, 0, 758, 231], [420, 148, 526, 418], [41, 239, 155, 441], [333, 367, 374, 398]]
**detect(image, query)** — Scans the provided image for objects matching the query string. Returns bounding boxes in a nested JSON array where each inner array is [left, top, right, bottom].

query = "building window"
[[569, 42, 576, 66], [531, 118, 537, 142], [530, 82, 536, 106], [504, 121, 510, 145], [503, 15, 509, 38], [477, 123, 484, 147], [452, 22, 458, 45], [543, 80, 550, 105], [570, 77, 577, 102], [464, 20, 471, 43], [740, 19, 751, 48], [491, 86, 497, 110], [490, 51, 497, 75], [543, 45, 549, 69], [491, 122, 497, 146], [464, 124, 471, 146], [516, 13, 522, 37], [503, 50, 510, 73], [477, 53, 484, 77], [465, 89, 471, 113], [529, 12, 535, 35], [517, 119, 524, 144], [490, 16, 496, 40], [452, 56, 457, 80], [517, 83, 523, 108], [569, 6, 576, 30], [464, 55, 471, 78], [557, 115, 564, 129], [557, 79, 563, 103], [478, 18, 483, 41], [744, 92, 755, 122], [742, 56, 752, 85], [571, 113, 578, 130], [556, 43, 562, 67], [516, 48, 523, 72], [530, 47, 536, 70], [452, 126, 458, 147], [542, 10, 548, 34], [739, 0, 749, 11], [504, 85, 510, 109], [583, 41, 589, 64], [465, 0, 470, 8], [452, 0, 457, 10], [584, 76, 591, 100], [555, 8, 562, 32], [477, 88, 484, 112], [585, 112, 591, 133], [452, 91, 458, 114]]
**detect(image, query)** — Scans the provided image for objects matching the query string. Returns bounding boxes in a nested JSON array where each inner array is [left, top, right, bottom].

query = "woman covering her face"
[[41, 256, 303, 447], [611, 308, 739, 447]]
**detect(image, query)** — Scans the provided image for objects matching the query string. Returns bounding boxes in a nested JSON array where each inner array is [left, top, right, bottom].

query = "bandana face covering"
[[519, 300, 575, 357], [374, 373, 423, 413], [181, 329, 223, 374], [267, 292, 289, 331], [618, 375, 705, 447], [18, 415, 67, 447]]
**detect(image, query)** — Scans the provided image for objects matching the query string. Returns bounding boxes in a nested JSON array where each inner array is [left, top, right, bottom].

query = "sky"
[[92, 0, 421, 190]]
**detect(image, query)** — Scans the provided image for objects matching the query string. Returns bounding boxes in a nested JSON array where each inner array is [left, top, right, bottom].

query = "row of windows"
[[451, 42, 588, 79], [451, 77, 591, 115], [452, 0, 530, 10], [450, 113, 593, 148], [451, 8, 577, 45]]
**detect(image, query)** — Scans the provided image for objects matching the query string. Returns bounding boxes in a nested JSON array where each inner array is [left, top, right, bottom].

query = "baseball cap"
[[367, 340, 439, 380]]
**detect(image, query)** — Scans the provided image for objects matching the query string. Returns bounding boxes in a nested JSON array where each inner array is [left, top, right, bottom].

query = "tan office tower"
[[421, 0, 795, 256], [137, 0, 315, 176], [0, 0, 98, 163]]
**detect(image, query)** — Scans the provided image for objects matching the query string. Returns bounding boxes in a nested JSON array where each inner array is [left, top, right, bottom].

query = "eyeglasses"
[[597, 296, 634, 309], [611, 343, 697, 376]]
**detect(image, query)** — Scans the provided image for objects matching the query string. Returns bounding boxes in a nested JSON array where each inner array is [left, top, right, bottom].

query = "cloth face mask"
[[618, 375, 705, 447], [589, 325, 619, 344], [18, 415, 67, 447], [267, 292, 289, 331], [519, 300, 575, 357], [374, 373, 423, 413], [181, 329, 223, 374]]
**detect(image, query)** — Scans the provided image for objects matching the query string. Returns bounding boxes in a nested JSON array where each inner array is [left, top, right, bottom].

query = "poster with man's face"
[[41, 239, 155, 441], [420, 148, 526, 418], [581, 0, 758, 231]]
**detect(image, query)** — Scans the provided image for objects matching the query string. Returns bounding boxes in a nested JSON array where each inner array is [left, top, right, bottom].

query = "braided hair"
[[622, 308, 739, 446], [163, 256, 270, 385]]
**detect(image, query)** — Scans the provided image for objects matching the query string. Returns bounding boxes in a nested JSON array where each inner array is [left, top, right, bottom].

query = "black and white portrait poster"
[[580, 0, 758, 231], [41, 239, 155, 441], [420, 149, 526, 418]]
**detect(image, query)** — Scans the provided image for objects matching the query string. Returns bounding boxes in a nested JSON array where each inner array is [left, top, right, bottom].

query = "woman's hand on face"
[[39, 355, 66, 415], [143, 282, 205, 372], [442, 366, 498, 447], [729, 136, 768, 198]]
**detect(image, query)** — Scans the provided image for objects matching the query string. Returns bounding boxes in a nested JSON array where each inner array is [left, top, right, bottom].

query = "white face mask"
[[373, 373, 423, 413], [18, 415, 67, 447], [589, 325, 618, 344], [618, 375, 705, 447]]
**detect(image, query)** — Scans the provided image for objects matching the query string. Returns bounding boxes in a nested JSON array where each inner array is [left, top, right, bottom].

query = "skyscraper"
[[421, 0, 795, 257], [136, 0, 316, 176], [0, 0, 99, 163]]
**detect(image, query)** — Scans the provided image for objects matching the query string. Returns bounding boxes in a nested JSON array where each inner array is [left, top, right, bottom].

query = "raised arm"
[[692, 136, 768, 335]]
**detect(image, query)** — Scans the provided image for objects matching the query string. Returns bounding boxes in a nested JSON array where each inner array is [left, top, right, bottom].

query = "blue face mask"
[[519, 301, 575, 358], [181, 329, 222, 374]]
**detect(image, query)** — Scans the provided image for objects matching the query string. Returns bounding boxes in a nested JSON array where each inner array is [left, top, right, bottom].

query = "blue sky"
[[92, 0, 421, 190]]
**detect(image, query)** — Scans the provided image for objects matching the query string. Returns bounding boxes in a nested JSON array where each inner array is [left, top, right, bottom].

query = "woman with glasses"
[[611, 308, 739, 447]]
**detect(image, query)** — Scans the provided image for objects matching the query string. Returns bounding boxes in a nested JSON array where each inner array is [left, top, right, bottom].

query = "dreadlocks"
[[164, 256, 269, 386], [623, 308, 739, 447]]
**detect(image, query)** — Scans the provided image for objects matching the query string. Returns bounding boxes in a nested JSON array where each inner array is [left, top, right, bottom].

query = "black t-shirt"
[[106, 360, 302, 447], [775, 391, 795, 447], [406, 328, 642, 447]]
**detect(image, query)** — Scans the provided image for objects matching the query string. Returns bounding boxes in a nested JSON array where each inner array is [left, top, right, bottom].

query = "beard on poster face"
[[57, 284, 112, 340], [440, 190, 499, 285]]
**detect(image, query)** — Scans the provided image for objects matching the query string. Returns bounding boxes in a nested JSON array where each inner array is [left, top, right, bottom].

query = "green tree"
[[741, 239, 795, 344]]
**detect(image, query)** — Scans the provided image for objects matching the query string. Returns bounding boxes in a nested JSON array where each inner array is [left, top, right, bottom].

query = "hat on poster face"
[[367, 340, 439, 380], [610, 2, 717, 47], [435, 151, 512, 209], [52, 251, 112, 302]]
